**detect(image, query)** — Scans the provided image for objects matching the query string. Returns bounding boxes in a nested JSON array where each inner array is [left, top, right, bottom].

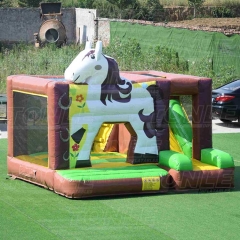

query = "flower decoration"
[[76, 94, 84, 103], [72, 143, 79, 152]]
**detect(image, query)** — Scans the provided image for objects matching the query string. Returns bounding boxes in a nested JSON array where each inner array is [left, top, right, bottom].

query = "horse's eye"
[[91, 54, 95, 59]]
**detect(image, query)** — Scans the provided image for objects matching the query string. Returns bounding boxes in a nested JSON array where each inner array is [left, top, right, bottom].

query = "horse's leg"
[[77, 122, 102, 158], [128, 117, 159, 164], [71, 114, 102, 168]]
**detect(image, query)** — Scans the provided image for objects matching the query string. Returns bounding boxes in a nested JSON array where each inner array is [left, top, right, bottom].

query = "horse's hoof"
[[75, 160, 91, 168]]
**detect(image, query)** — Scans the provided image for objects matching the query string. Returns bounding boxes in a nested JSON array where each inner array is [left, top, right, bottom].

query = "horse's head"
[[64, 41, 108, 84]]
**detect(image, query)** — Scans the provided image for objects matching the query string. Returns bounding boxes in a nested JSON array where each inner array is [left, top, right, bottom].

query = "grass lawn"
[[0, 133, 239, 240]]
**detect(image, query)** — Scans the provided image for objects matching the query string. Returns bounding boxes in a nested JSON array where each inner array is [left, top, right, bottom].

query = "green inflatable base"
[[201, 148, 234, 169], [159, 150, 193, 171]]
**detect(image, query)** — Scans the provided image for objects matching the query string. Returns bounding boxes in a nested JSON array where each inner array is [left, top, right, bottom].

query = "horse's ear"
[[95, 41, 103, 61], [85, 41, 92, 50]]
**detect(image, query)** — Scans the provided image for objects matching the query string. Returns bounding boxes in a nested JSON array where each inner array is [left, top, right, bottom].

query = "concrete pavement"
[[0, 121, 7, 139], [212, 119, 240, 134]]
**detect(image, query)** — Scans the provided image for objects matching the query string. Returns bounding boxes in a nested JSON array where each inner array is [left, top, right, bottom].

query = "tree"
[[106, 0, 133, 9], [145, 0, 164, 21], [106, 0, 137, 19], [137, 0, 164, 22], [18, 0, 41, 7], [77, 0, 95, 8], [93, 0, 119, 18], [18, 0, 59, 7], [188, 0, 205, 18], [0, 0, 14, 7]]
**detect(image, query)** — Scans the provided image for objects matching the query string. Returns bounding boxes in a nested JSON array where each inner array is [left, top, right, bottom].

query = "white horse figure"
[[64, 41, 161, 168]]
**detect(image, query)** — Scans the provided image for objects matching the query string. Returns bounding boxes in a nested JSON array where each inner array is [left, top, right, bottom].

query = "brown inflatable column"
[[192, 79, 212, 160], [156, 80, 170, 151], [47, 81, 70, 170]]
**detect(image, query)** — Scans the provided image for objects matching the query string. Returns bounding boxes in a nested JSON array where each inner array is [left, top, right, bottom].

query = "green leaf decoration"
[[71, 89, 77, 95], [77, 102, 86, 108]]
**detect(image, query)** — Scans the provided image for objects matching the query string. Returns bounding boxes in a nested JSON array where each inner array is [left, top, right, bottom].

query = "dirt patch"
[[163, 18, 240, 35], [125, 18, 240, 35], [166, 18, 240, 29]]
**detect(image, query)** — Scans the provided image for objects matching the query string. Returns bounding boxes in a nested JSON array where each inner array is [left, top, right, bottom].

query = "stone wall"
[[163, 6, 240, 21], [0, 8, 76, 44], [163, 7, 210, 21], [98, 18, 110, 46]]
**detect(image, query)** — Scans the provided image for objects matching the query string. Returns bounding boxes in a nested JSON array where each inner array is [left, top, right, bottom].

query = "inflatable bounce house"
[[7, 41, 234, 198]]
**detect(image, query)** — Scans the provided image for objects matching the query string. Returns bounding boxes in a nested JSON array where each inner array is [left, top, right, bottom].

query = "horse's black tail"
[[138, 84, 165, 138], [138, 109, 156, 138]]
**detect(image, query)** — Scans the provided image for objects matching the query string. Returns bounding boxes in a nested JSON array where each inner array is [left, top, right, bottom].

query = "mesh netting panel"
[[13, 92, 48, 158], [110, 22, 240, 76]]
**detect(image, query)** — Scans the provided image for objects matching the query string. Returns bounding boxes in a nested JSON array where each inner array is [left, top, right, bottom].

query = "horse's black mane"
[[100, 56, 132, 105]]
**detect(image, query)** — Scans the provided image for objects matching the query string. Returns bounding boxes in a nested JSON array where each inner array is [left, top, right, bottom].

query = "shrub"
[[0, 40, 238, 93], [104, 38, 188, 72], [212, 6, 234, 18]]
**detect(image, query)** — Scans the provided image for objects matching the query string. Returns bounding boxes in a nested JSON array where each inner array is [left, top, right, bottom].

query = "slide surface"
[[168, 99, 220, 171], [169, 99, 192, 158]]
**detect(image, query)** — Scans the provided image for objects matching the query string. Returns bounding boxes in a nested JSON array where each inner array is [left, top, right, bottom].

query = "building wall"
[[0, 8, 76, 44], [75, 8, 98, 45], [98, 18, 110, 46]]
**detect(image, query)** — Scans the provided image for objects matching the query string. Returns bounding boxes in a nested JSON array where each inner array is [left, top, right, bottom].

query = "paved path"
[[212, 119, 240, 134], [0, 122, 7, 139], [1, 119, 240, 140]]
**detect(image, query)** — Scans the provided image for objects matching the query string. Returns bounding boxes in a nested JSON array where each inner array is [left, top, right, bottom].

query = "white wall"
[[75, 8, 98, 45]]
